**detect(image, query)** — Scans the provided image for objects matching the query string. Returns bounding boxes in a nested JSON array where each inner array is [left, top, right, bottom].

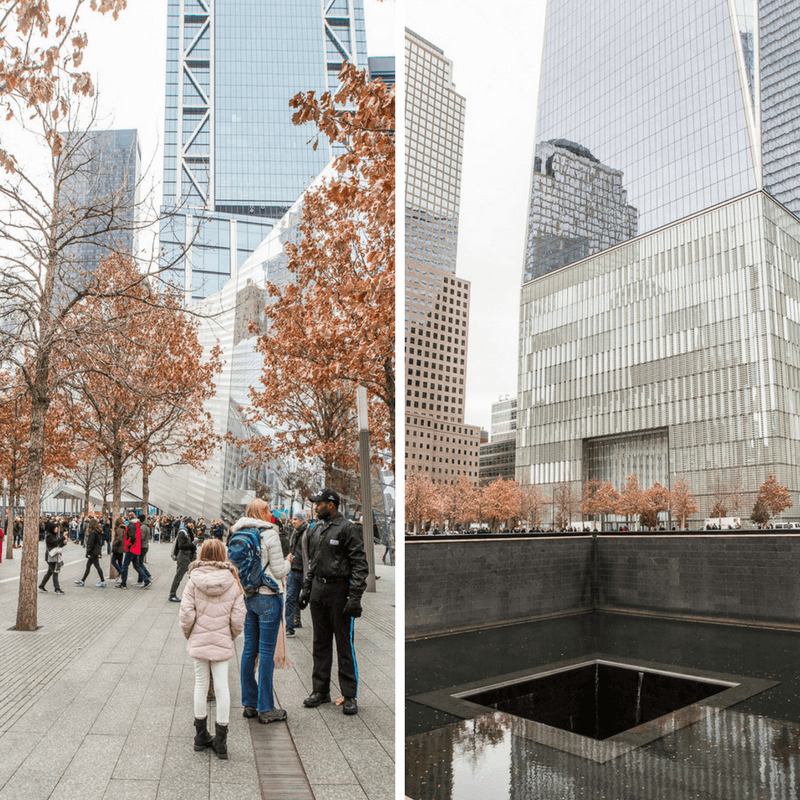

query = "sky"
[[405, 0, 549, 433]]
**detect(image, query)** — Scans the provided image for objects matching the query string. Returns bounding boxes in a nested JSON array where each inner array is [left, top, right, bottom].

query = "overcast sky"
[[405, 0, 548, 433]]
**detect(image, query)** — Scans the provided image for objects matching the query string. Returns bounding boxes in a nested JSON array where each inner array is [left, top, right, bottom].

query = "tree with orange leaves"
[[406, 472, 437, 534], [249, 62, 394, 477], [482, 478, 521, 532], [616, 475, 643, 530], [639, 482, 670, 529], [0, 374, 77, 560], [440, 475, 479, 531], [669, 476, 698, 530], [63, 254, 221, 523], [753, 473, 793, 525]]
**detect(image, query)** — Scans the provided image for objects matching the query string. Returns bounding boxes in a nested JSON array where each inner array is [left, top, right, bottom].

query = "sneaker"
[[168, 595, 181, 602], [73, 580, 85, 586], [95, 582, 107, 588], [143, 581, 151, 589], [116, 584, 128, 589], [242, 706, 257, 719], [38, 586, 47, 593], [286, 629, 295, 637], [54, 589, 65, 595], [258, 709, 287, 724], [113, 578, 122, 584], [133, 581, 144, 587]]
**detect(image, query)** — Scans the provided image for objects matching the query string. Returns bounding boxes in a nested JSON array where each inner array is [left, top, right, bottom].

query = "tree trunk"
[[5, 478, 14, 561], [112, 448, 123, 525], [141, 466, 149, 516], [16, 397, 50, 631]]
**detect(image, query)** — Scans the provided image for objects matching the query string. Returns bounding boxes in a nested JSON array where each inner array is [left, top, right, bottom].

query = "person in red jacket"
[[117, 514, 150, 589]]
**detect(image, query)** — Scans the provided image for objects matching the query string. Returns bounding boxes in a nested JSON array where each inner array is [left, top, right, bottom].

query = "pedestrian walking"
[[285, 511, 309, 636], [132, 513, 153, 587], [169, 518, 197, 602], [118, 514, 148, 589], [39, 520, 67, 594], [180, 538, 246, 760], [228, 498, 291, 724], [110, 517, 126, 580], [298, 488, 368, 716], [74, 518, 107, 587]]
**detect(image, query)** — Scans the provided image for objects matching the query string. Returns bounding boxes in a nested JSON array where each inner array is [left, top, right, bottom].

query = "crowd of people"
[[4, 488, 370, 762]]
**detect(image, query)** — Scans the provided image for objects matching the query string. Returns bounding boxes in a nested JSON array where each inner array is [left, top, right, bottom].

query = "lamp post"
[[356, 386, 376, 593]]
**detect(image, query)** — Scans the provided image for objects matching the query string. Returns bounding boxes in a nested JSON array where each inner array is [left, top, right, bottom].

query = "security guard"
[[298, 488, 368, 715]]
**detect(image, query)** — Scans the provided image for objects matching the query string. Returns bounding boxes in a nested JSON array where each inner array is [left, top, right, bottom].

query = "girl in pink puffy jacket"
[[180, 538, 246, 760]]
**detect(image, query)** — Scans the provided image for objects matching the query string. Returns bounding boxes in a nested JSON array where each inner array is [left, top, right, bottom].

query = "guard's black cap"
[[309, 488, 340, 505]]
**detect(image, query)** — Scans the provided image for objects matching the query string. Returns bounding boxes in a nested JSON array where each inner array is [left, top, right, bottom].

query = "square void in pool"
[[463, 661, 726, 740], [410, 654, 778, 763]]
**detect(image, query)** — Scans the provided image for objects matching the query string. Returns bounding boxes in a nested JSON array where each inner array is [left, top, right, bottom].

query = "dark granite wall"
[[597, 535, 800, 626], [406, 535, 800, 638], [405, 537, 595, 637]]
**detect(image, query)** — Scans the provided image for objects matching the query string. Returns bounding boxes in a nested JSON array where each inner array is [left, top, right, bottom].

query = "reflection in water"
[[406, 709, 800, 799]]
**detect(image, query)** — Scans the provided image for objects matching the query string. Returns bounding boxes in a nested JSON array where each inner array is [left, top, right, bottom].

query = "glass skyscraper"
[[161, 0, 368, 302], [518, 0, 800, 521]]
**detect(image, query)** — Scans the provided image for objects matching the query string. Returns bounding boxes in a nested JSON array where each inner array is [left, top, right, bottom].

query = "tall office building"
[[517, 0, 800, 519], [479, 396, 518, 485], [63, 130, 141, 271], [405, 30, 480, 485], [160, 0, 368, 302]]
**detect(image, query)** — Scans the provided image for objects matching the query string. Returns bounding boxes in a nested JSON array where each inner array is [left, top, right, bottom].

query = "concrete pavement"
[[0, 538, 394, 800]]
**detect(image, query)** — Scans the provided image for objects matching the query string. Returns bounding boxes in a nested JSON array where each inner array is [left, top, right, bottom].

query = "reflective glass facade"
[[518, 0, 800, 520], [524, 0, 758, 283], [161, 0, 368, 301], [63, 130, 141, 272], [760, 0, 800, 214], [518, 193, 800, 514], [405, 30, 464, 276], [491, 396, 518, 444]]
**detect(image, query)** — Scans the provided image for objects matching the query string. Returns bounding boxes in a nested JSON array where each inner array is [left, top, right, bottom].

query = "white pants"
[[193, 657, 231, 725]]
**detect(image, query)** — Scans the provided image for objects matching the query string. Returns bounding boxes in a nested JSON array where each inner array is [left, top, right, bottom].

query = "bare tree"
[[553, 482, 579, 530], [0, 86, 201, 630]]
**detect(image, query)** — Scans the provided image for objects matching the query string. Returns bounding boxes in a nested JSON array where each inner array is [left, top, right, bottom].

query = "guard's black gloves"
[[298, 587, 311, 610], [343, 597, 362, 618]]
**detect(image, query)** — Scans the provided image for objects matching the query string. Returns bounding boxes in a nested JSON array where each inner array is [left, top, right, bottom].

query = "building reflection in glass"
[[524, 140, 638, 282]]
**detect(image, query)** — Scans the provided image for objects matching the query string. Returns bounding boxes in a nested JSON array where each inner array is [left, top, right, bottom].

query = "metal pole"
[[356, 386, 376, 593]]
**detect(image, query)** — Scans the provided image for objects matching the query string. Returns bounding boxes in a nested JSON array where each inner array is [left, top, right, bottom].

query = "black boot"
[[193, 717, 214, 751], [294, 608, 302, 629], [213, 722, 228, 760]]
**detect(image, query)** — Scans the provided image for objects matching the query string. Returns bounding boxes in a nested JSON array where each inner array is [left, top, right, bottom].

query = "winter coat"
[[124, 520, 141, 555], [179, 561, 246, 661], [112, 523, 125, 554], [229, 517, 291, 589], [85, 522, 104, 557]]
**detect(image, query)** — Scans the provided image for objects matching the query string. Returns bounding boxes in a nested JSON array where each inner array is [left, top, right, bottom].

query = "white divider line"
[[0, 558, 85, 584]]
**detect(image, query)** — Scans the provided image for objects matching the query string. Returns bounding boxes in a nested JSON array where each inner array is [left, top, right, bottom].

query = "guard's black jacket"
[[304, 513, 368, 600]]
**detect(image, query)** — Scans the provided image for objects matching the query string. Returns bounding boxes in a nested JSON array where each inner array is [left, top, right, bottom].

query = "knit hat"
[[293, 510, 307, 522]]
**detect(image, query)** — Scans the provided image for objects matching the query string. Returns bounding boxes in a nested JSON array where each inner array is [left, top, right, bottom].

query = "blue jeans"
[[120, 551, 144, 586], [240, 593, 283, 712], [285, 571, 302, 632]]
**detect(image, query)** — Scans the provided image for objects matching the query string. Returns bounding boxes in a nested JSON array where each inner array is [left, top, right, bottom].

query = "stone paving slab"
[[0, 539, 395, 799]]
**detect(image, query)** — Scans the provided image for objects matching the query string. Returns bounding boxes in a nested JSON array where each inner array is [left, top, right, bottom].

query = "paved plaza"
[[0, 538, 395, 800]]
